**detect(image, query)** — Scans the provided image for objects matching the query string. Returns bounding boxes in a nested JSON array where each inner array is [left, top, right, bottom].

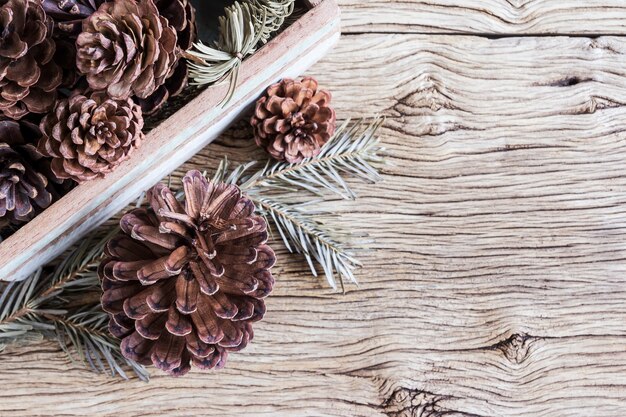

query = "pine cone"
[[76, 0, 178, 100], [37, 91, 144, 183], [99, 171, 275, 376], [0, 0, 63, 119], [251, 77, 336, 163], [42, 0, 108, 35], [0, 119, 54, 223], [154, 0, 195, 51], [135, 0, 196, 115]]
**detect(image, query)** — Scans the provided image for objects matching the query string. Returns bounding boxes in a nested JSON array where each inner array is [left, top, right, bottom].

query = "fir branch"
[[51, 307, 149, 382], [242, 118, 385, 199], [0, 228, 148, 381], [253, 197, 360, 291], [208, 118, 386, 290]]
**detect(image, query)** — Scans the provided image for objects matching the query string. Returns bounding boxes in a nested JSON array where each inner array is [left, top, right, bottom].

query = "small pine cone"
[[37, 91, 144, 183], [99, 171, 275, 376], [0, 0, 63, 119], [135, 0, 197, 115], [0, 119, 54, 223], [251, 77, 336, 163], [76, 0, 179, 100]]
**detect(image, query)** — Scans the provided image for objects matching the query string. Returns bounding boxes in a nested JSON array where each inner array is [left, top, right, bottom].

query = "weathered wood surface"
[[2, 2, 626, 417], [340, 0, 626, 34]]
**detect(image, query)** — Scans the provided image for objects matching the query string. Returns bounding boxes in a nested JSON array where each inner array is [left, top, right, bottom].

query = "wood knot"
[[394, 73, 454, 115], [381, 388, 476, 417], [548, 76, 592, 87], [382, 388, 443, 417], [578, 96, 624, 114], [493, 333, 534, 364]]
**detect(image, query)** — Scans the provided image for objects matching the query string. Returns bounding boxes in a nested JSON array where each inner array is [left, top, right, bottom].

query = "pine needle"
[[250, 0, 296, 44]]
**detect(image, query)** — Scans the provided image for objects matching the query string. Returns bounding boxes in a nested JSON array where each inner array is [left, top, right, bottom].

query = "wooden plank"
[[338, 0, 626, 34], [2, 33, 626, 416], [0, 0, 340, 282], [0, 335, 625, 416]]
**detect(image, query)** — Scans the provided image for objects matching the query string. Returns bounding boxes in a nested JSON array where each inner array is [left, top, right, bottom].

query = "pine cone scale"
[[166, 306, 192, 336], [137, 312, 167, 339]]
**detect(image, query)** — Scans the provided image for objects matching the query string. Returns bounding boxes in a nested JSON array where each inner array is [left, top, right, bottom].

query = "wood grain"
[[2, 30, 626, 416], [338, 0, 626, 34]]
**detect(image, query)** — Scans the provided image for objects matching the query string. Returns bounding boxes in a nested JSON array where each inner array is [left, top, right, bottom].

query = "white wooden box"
[[0, 0, 340, 281]]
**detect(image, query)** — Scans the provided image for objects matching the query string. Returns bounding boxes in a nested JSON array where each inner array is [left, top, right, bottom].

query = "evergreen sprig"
[[254, 197, 360, 291], [212, 118, 385, 290], [186, 0, 296, 104], [0, 229, 149, 381], [242, 118, 385, 199]]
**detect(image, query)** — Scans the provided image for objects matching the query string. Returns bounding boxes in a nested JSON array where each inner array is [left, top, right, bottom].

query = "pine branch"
[[233, 118, 385, 199], [253, 197, 360, 291], [50, 307, 149, 382], [0, 227, 148, 381], [208, 118, 386, 290], [0, 270, 53, 346]]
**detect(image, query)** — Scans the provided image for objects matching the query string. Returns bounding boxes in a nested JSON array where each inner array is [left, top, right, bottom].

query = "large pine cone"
[[76, 0, 178, 100], [0, 119, 53, 223], [251, 77, 336, 163], [37, 91, 144, 183], [0, 0, 63, 119], [99, 171, 275, 376], [135, 0, 197, 115]]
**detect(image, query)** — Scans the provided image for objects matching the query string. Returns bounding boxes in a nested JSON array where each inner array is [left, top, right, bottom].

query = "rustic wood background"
[[2, 1, 626, 416]]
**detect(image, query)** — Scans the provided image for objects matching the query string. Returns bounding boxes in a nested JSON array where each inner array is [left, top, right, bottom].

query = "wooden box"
[[0, 0, 340, 281]]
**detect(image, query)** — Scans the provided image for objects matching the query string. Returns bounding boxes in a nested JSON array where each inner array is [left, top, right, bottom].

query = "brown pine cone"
[[135, 0, 196, 115], [76, 0, 178, 100], [37, 91, 144, 183], [154, 0, 195, 51], [0, 119, 54, 223], [99, 171, 275, 376], [0, 0, 63, 120], [251, 77, 336, 163], [42, 0, 108, 35]]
